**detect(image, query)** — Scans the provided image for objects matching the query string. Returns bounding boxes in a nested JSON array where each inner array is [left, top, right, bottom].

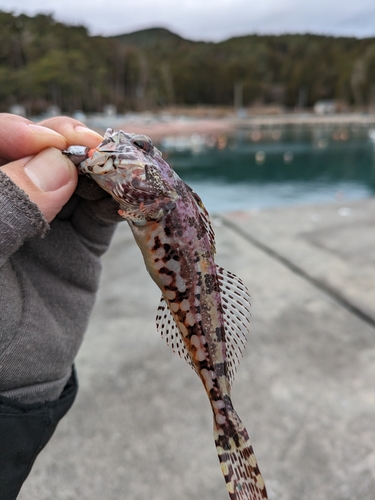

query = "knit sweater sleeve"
[[0, 170, 117, 403]]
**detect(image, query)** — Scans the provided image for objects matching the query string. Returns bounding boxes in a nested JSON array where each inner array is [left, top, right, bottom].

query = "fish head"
[[78, 128, 179, 224]]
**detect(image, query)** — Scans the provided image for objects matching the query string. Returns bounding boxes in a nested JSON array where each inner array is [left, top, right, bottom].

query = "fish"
[[63, 128, 268, 500]]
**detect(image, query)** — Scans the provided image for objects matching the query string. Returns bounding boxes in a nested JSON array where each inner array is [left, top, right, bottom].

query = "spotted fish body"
[[63, 129, 268, 500]]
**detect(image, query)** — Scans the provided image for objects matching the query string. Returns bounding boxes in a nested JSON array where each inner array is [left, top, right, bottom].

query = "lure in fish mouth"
[[63, 129, 268, 500]]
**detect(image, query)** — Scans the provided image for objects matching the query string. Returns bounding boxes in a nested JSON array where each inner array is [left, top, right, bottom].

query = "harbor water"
[[159, 124, 375, 213]]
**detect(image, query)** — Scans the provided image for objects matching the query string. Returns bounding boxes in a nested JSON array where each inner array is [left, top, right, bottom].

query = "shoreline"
[[86, 112, 375, 141]]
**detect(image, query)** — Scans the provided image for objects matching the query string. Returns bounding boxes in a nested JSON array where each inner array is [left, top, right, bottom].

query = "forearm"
[[0, 170, 117, 403]]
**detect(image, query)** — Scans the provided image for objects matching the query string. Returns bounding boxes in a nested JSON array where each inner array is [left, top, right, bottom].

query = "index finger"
[[38, 116, 103, 149], [0, 113, 67, 165]]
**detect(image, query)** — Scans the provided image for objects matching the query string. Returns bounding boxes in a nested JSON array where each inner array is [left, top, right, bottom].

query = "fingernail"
[[27, 123, 65, 139], [25, 148, 76, 192], [74, 125, 103, 141]]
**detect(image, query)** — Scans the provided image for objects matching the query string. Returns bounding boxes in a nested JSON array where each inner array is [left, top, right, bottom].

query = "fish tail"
[[214, 407, 268, 500]]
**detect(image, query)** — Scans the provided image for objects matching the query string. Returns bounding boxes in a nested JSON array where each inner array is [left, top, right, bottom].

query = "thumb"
[[1, 147, 78, 223]]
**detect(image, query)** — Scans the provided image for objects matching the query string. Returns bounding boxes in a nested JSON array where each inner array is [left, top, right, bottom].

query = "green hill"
[[112, 27, 190, 48], [1, 10, 375, 113]]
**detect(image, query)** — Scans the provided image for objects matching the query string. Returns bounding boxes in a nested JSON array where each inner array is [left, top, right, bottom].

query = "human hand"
[[0, 113, 103, 222], [0, 114, 120, 404]]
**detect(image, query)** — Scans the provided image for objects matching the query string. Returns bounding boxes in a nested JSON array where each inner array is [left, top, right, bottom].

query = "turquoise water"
[[159, 125, 375, 213]]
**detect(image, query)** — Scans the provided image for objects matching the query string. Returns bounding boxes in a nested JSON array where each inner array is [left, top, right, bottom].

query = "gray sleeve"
[[0, 170, 118, 403]]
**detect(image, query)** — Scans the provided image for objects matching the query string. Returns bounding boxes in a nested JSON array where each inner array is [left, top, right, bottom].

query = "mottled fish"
[[63, 129, 268, 500]]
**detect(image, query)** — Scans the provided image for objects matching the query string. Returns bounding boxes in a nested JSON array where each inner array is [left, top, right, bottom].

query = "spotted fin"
[[216, 266, 251, 387], [156, 266, 251, 387], [156, 296, 197, 373]]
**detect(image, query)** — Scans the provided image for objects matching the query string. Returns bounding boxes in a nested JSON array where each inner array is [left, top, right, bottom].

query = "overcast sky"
[[1, 0, 375, 41]]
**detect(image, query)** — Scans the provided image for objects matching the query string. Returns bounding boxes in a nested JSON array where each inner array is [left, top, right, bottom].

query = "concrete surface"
[[18, 198, 375, 500]]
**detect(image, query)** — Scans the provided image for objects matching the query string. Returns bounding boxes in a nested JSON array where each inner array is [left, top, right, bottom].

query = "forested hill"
[[112, 27, 192, 50], [1, 10, 375, 114]]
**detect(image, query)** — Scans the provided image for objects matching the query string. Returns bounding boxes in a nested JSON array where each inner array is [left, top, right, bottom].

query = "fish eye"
[[132, 137, 153, 153]]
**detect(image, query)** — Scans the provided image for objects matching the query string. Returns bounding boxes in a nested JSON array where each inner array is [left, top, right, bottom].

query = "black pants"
[[0, 369, 78, 500]]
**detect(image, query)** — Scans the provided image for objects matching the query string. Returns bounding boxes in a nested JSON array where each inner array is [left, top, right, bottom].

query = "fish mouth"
[[79, 150, 149, 177]]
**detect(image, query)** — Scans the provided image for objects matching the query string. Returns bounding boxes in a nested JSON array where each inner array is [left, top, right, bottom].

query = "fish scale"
[[63, 129, 268, 500]]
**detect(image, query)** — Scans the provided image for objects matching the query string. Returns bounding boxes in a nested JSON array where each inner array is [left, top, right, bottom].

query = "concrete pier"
[[18, 198, 375, 500]]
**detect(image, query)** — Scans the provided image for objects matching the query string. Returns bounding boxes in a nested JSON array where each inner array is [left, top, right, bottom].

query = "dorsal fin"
[[216, 265, 251, 387], [186, 185, 216, 254]]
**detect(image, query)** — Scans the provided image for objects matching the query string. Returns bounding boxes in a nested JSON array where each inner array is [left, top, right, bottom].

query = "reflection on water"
[[158, 125, 375, 213]]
